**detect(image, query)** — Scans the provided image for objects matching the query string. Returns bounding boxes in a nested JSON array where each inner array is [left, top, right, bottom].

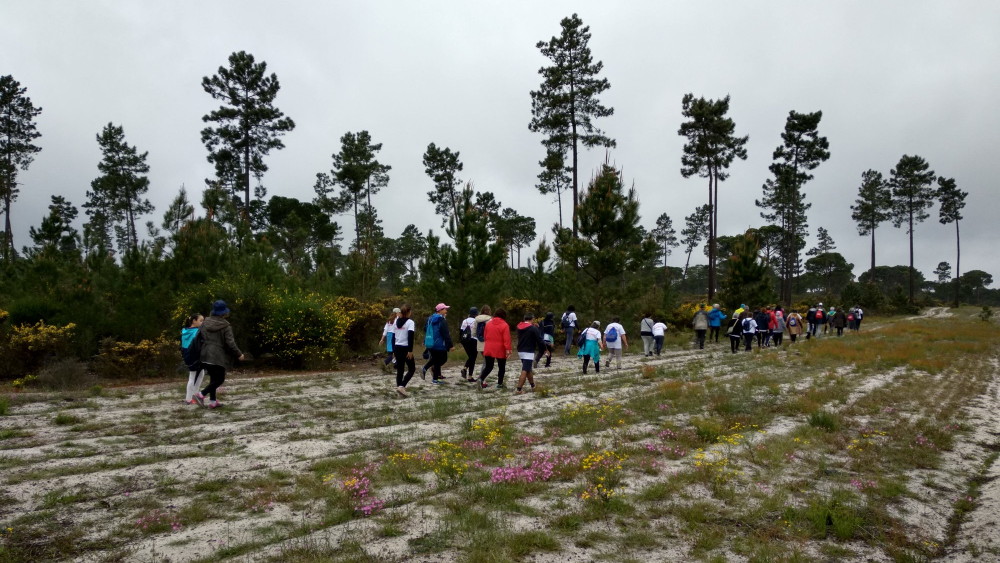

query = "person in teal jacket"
[[577, 321, 604, 374], [707, 304, 727, 343]]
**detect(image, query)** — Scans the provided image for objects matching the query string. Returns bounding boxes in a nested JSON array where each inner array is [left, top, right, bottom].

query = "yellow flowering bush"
[[578, 449, 628, 502], [0, 320, 77, 379], [92, 334, 178, 380]]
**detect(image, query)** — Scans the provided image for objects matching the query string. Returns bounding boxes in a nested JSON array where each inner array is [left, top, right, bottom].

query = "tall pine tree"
[[850, 169, 892, 281], [756, 110, 829, 305], [0, 75, 43, 261], [422, 143, 464, 227], [314, 131, 391, 246], [86, 123, 153, 255], [201, 51, 295, 216], [889, 154, 935, 304], [529, 13, 615, 238], [678, 94, 748, 300], [936, 176, 967, 307]]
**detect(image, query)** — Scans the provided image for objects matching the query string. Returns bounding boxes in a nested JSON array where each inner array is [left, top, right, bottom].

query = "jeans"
[[641, 334, 653, 355], [653, 335, 664, 355], [564, 327, 576, 354]]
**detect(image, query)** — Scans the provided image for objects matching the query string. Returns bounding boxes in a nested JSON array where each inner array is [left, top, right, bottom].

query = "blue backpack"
[[476, 319, 486, 342], [606, 326, 618, 343], [424, 316, 439, 348]]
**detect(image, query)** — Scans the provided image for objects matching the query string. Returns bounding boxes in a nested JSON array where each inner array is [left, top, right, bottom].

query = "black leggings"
[[730, 335, 741, 353], [394, 347, 415, 387], [427, 349, 448, 380], [462, 339, 478, 373], [201, 364, 226, 402], [479, 356, 506, 386], [772, 332, 783, 346], [582, 355, 600, 373], [744, 333, 754, 351], [710, 327, 720, 342]]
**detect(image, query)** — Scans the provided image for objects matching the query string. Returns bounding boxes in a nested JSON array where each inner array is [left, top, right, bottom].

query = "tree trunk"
[[870, 226, 876, 281], [570, 84, 579, 240], [908, 210, 915, 304], [707, 173, 715, 300], [556, 183, 563, 231], [2, 192, 12, 262], [954, 220, 961, 308]]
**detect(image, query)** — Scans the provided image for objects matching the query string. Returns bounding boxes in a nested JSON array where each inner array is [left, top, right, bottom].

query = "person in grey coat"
[[194, 300, 244, 408]]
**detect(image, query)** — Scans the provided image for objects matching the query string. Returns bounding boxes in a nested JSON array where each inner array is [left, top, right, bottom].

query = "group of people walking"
[[723, 302, 863, 353], [179, 300, 245, 408]]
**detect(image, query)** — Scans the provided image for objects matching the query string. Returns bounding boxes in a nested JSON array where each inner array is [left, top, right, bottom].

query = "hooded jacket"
[[516, 321, 544, 355], [424, 313, 453, 351], [200, 315, 242, 368], [483, 317, 511, 358], [693, 311, 709, 330]]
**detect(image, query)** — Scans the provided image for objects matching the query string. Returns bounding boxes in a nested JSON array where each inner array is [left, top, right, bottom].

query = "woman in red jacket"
[[478, 308, 512, 389]]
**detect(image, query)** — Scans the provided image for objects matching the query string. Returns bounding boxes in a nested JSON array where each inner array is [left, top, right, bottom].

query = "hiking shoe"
[[207, 401, 223, 409], [193, 393, 205, 407], [184, 399, 197, 405], [461, 368, 467, 378], [421, 367, 427, 380], [396, 386, 408, 397], [432, 380, 445, 385], [481, 381, 489, 389], [496, 384, 505, 389]]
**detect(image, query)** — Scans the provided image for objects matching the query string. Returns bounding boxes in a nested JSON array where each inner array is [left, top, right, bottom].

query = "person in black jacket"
[[535, 312, 556, 368], [515, 313, 544, 395], [753, 308, 770, 348]]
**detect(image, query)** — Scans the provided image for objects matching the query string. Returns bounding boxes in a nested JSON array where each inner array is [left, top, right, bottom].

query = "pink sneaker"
[[193, 393, 205, 407], [208, 401, 223, 409]]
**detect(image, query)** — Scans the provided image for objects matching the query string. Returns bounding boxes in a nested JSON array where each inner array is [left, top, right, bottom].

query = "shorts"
[[521, 359, 534, 372]]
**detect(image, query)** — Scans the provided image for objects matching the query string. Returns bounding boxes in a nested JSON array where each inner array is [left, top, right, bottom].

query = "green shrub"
[[0, 395, 8, 416], [38, 359, 95, 391], [808, 410, 840, 432], [91, 335, 179, 380], [0, 320, 77, 380]]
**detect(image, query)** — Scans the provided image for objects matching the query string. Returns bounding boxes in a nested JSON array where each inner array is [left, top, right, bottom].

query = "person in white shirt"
[[603, 316, 627, 369], [391, 304, 417, 397], [577, 321, 604, 374], [459, 307, 478, 380], [651, 319, 668, 356], [561, 305, 578, 355]]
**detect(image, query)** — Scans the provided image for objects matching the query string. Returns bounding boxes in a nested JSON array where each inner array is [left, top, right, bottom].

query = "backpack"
[[461, 321, 472, 341], [476, 320, 486, 342], [424, 316, 439, 348], [847, 314, 855, 321], [606, 326, 618, 343], [576, 329, 588, 348], [182, 329, 204, 369], [787, 316, 797, 327], [815, 310, 824, 321], [742, 318, 753, 332], [561, 313, 571, 329]]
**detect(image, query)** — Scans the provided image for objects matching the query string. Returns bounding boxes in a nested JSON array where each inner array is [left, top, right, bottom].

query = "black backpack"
[[476, 320, 487, 342], [182, 330, 204, 369], [561, 313, 571, 329]]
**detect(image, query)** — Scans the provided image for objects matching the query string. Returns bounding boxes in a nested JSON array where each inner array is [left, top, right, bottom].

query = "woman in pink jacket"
[[477, 308, 512, 389]]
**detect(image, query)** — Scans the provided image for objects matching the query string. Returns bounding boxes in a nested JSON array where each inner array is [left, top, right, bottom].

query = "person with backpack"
[[561, 305, 578, 355], [652, 319, 668, 355], [707, 304, 727, 343], [692, 304, 709, 349], [727, 313, 744, 353], [578, 321, 604, 374], [603, 316, 627, 369], [639, 313, 655, 356], [392, 304, 417, 397], [473, 305, 492, 373], [478, 308, 512, 389], [535, 311, 556, 368], [422, 303, 454, 384], [181, 313, 205, 405], [377, 308, 400, 369], [815, 304, 827, 337], [194, 300, 244, 409], [805, 304, 817, 340], [515, 313, 544, 394], [785, 309, 804, 342], [772, 307, 785, 347], [459, 307, 479, 381], [741, 310, 758, 352], [853, 306, 864, 331]]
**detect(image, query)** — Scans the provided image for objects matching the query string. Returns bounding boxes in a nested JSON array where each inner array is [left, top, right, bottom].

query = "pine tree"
[[27, 195, 79, 258], [201, 51, 295, 215], [422, 143, 464, 227], [678, 94, 748, 299], [86, 123, 153, 255], [756, 110, 829, 305], [718, 230, 776, 310], [933, 261, 951, 284], [536, 147, 571, 230], [889, 154, 936, 304], [0, 75, 43, 261], [936, 176, 967, 307], [679, 204, 711, 280], [651, 213, 679, 270], [806, 227, 836, 256], [314, 131, 391, 246], [161, 186, 195, 237], [529, 13, 615, 237], [850, 169, 892, 280]]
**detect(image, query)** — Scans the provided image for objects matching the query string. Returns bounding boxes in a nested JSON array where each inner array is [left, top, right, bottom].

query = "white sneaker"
[[396, 386, 408, 397]]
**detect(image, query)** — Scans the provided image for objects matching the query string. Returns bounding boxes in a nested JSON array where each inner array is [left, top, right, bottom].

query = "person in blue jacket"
[[707, 304, 727, 344], [422, 303, 454, 384]]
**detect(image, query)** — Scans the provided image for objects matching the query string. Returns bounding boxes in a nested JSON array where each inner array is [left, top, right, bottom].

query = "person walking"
[[473, 305, 492, 372], [639, 313, 655, 356], [652, 318, 668, 355], [754, 308, 770, 348], [805, 304, 817, 340], [479, 308, 512, 389], [422, 303, 454, 384], [741, 310, 758, 352], [692, 304, 709, 349], [377, 308, 400, 369], [727, 313, 744, 353], [460, 307, 479, 381], [772, 307, 785, 347], [578, 321, 604, 374], [535, 311, 556, 368], [832, 307, 848, 336], [786, 309, 804, 343], [561, 306, 578, 355], [854, 306, 864, 331], [181, 314, 205, 405], [392, 305, 417, 397], [515, 313, 544, 394], [707, 304, 727, 343], [603, 316, 627, 369], [195, 300, 244, 409]]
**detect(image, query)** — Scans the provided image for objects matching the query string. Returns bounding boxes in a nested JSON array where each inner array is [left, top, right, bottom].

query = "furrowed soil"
[[2, 308, 999, 562]]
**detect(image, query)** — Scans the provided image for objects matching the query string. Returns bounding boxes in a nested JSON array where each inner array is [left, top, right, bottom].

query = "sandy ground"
[[1, 313, 998, 562]]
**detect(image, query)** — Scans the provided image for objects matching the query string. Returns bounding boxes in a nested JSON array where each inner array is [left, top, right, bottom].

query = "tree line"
[[0, 14, 989, 368]]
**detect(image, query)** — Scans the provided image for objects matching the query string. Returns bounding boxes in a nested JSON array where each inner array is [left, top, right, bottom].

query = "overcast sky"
[[3, 1, 999, 281]]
